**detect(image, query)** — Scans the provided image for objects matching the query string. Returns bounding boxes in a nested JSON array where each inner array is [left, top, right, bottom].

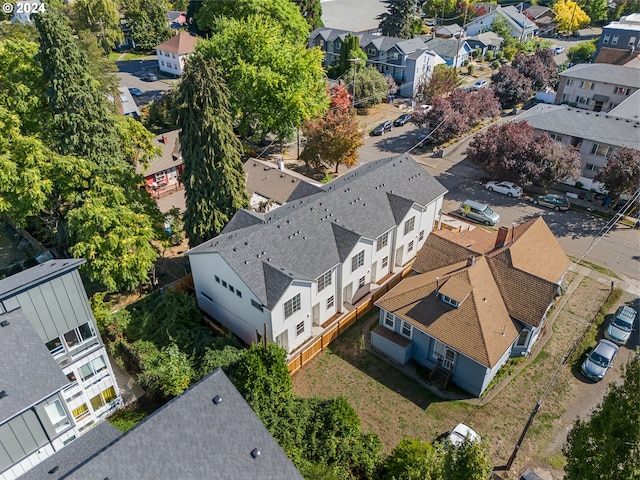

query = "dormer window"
[[440, 294, 459, 308]]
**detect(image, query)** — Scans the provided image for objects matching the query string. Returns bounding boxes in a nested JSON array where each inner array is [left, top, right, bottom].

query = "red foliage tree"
[[511, 50, 558, 91], [329, 84, 352, 111], [467, 121, 581, 189], [491, 65, 534, 108], [596, 147, 640, 201]]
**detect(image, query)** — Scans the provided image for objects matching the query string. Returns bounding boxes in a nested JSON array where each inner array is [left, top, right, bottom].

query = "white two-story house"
[[155, 32, 198, 76], [555, 64, 640, 113], [0, 259, 121, 480], [186, 155, 447, 355]]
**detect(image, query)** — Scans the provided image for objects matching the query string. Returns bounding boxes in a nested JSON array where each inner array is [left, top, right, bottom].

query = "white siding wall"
[[340, 239, 375, 305], [157, 50, 189, 76], [371, 228, 395, 284], [272, 282, 313, 352], [310, 265, 340, 323], [190, 253, 272, 346]]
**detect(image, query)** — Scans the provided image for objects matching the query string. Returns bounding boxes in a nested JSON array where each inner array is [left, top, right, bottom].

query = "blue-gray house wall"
[[373, 311, 515, 397]]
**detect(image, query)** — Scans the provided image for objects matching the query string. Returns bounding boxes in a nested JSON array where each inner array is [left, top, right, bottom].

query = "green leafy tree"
[[350, 65, 388, 108], [383, 438, 440, 480], [415, 64, 462, 102], [71, 0, 123, 52], [292, 0, 323, 29], [198, 15, 328, 141], [123, 0, 172, 52], [196, 0, 309, 44], [579, 0, 608, 22], [67, 180, 159, 292], [34, 8, 125, 172], [422, 0, 457, 19], [75, 31, 120, 96], [596, 148, 640, 203], [564, 351, 640, 480], [137, 342, 195, 397], [175, 50, 249, 246], [337, 33, 367, 78], [378, 0, 417, 39], [567, 39, 597, 64], [440, 439, 493, 480]]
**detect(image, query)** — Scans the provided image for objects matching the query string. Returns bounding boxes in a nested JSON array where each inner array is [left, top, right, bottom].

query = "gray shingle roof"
[[516, 104, 640, 150], [222, 209, 266, 234], [320, 0, 389, 32], [187, 155, 447, 309], [53, 369, 302, 480], [244, 159, 324, 205], [0, 259, 85, 300], [423, 37, 467, 58], [0, 308, 69, 424], [137, 130, 182, 177], [19, 421, 122, 480], [559, 64, 640, 88], [608, 89, 640, 120]]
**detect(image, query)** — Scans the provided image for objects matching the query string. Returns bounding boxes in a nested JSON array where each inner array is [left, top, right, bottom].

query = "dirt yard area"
[[292, 271, 634, 479]]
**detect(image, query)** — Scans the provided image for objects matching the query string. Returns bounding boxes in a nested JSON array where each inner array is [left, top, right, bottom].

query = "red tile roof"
[[156, 32, 198, 55]]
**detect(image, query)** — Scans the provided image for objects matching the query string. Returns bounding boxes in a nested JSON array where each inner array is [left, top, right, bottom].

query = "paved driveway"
[[116, 59, 177, 106]]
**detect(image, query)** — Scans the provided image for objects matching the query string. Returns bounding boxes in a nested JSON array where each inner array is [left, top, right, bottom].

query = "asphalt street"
[[355, 116, 640, 284]]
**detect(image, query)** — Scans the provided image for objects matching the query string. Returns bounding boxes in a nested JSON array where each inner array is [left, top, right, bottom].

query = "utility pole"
[[348, 58, 361, 108], [568, 1, 578, 35], [455, 4, 468, 72]]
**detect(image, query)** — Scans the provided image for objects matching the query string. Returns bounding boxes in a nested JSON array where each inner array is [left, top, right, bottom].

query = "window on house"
[[284, 293, 301, 319], [576, 96, 589, 105], [327, 295, 334, 309], [376, 231, 389, 251], [630, 37, 637, 47], [358, 276, 365, 289], [335, 41, 342, 50], [585, 163, 598, 171], [611, 35, 619, 45], [251, 299, 263, 311], [215, 275, 220, 283], [63, 323, 96, 350], [46, 337, 64, 356], [351, 250, 365, 272], [419, 230, 425, 241], [441, 295, 459, 307], [549, 133, 563, 142], [384, 311, 395, 329], [566, 79, 573, 86], [561, 93, 569, 102], [614, 87, 630, 95], [66, 372, 77, 383], [579, 81, 594, 90], [382, 256, 388, 269], [401, 321, 412, 338], [44, 399, 70, 433], [603, 34, 610, 44], [590, 144, 612, 157], [296, 321, 304, 336], [72, 403, 89, 420], [408, 241, 414, 252], [229, 285, 235, 293], [433, 339, 445, 359], [368, 48, 377, 56], [317, 270, 332, 292], [390, 51, 399, 60], [404, 216, 415, 235], [78, 356, 107, 382]]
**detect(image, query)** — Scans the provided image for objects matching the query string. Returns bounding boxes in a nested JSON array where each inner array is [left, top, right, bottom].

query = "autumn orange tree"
[[553, 0, 590, 33], [301, 85, 364, 173]]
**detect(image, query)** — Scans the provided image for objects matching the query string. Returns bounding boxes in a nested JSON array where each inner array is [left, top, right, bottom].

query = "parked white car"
[[473, 79, 488, 90], [484, 181, 523, 198], [447, 423, 481, 447]]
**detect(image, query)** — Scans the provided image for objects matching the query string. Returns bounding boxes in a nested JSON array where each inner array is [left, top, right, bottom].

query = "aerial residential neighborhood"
[[1, 0, 639, 479]]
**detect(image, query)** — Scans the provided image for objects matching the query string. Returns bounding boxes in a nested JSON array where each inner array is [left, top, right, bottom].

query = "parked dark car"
[[371, 120, 393, 136], [531, 194, 570, 211], [141, 73, 158, 82], [393, 113, 413, 126], [128, 87, 144, 96]]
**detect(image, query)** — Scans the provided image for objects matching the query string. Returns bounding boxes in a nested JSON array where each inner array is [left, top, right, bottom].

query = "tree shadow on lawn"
[[326, 312, 458, 411]]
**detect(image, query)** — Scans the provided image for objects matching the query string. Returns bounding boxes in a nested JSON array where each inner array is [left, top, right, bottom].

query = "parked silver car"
[[581, 339, 619, 382], [605, 305, 637, 345], [459, 200, 500, 226]]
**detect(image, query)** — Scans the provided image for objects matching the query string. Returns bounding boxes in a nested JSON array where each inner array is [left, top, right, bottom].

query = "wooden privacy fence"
[[287, 265, 413, 375]]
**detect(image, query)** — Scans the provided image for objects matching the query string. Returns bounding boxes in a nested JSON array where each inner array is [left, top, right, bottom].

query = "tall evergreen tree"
[[123, 0, 172, 52], [34, 8, 125, 172], [175, 51, 249, 247], [292, 0, 323, 30], [377, 0, 417, 39], [337, 33, 367, 78]]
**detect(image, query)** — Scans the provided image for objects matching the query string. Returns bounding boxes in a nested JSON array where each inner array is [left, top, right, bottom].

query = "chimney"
[[467, 255, 476, 267], [162, 134, 168, 144], [495, 226, 509, 248], [435, 276, 440, 294], [277, 159, 285, 171], [511, 223, 516, 243]]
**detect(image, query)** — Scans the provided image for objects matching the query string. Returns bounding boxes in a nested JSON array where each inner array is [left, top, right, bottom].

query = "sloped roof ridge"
[[262, 261, 295, 310], [330, 222, 363, 263], [386, 191, 415, 224]]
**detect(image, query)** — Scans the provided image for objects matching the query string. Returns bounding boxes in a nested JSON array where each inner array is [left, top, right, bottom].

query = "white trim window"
[[382, 256, 389, 269], [408, 240, 414, 252], [63, 323, 97, 352], [351, 250, 365, 272], [296, 321, 304, 337], [384, 311, 395, 329], [44, 399, 71, 433], [433, 339, 445, 359], [78, 356, 108, 383], [376, 231, 389, 251], [358, 276, 365, 289], [317, 270, 332, 292], [404, 216, 415, 235], [401, 320, 413, 339], [284, 293, 301, 319]]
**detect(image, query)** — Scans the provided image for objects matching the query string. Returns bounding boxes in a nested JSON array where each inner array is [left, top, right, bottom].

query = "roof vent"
[[245, 241, 249, 246], [212, 395, 222, 405], [245, 261, 249, 264], [0, 320, 9, 327], [48, 466, 60, 474], [251, 448, 261, 459], [0, 391, 6, 399]]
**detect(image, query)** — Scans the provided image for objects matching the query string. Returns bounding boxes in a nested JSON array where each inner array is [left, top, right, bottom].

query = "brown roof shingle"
[[244, 159, 323, 205], [595, 47, 640, 66], [377, 257, 519, 368], [156, 32, 198, 55]]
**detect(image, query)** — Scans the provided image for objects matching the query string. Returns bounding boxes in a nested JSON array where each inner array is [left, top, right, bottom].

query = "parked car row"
[[581, 305, 636, 382]]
